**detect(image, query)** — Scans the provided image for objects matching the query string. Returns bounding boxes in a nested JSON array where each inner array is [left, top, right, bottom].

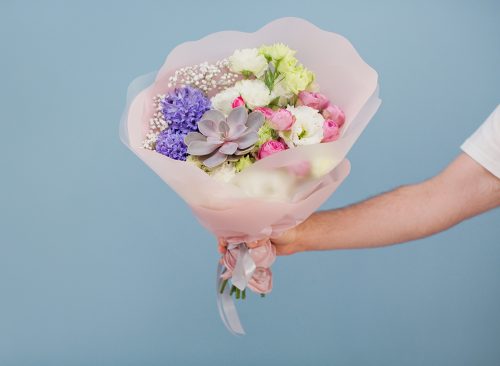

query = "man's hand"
[[217, 226, 302, 256]]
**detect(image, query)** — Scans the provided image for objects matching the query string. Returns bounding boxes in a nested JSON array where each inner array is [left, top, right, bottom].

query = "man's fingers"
[[219, 238, 277, 252], [217, 238, 228, 254], [247, 238, 269, 249]]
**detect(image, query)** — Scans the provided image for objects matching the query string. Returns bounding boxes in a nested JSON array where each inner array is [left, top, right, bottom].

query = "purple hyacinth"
[[161, 86, 211, 134], [155, 128, 188, 161]]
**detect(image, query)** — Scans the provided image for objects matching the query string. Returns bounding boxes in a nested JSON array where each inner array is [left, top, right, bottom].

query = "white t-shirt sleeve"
[[461, 105, 500, 179]]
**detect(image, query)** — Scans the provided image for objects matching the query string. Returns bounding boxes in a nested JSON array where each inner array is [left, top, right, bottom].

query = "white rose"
[[235, 79, 272, 110], [280, 105, 324, 147], [210, 86, 240, 116], [229, 48, 268, 78]]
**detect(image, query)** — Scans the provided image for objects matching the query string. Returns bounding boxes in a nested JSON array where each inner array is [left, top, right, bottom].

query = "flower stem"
[[219, 279, 228, 294]]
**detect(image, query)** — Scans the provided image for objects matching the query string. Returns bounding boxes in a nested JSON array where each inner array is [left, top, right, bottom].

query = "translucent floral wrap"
[[120, 17, 381, 334]]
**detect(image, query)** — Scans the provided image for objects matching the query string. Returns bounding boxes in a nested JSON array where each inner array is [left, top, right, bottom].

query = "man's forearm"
[[296, 182, 447, 250], [294, 154, 500, 251]]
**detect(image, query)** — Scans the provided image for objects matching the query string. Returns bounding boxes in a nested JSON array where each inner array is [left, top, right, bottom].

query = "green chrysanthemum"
[[259, 43, 296, 61], [257, 122, 279, 148], [235, 155, 254, 172], [284, 65, 315, 94]]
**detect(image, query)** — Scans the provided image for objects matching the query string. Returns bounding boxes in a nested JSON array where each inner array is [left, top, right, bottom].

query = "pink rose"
[[322, 104, 345, 127], [249, 240, 276, 268], [297, 91, 330, 111], [247, 267, 273, 294], [322, 120, 340, 142], [268, 108, 294, 131], [258, 140, 287, 159], [253, 106, 274, 119], [232, 96, 245, 108], [221, 245, 239, 280]]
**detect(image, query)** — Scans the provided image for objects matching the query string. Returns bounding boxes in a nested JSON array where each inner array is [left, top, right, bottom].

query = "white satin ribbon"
[[216, 242, 257, 336], [216, 262, 245, 336], [230, 243, 256, 290]]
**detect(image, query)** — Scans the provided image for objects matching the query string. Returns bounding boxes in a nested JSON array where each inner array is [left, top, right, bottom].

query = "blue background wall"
[[1, 0, 499, 365]]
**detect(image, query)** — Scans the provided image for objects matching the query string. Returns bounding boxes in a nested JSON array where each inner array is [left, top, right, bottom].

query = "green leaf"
[[268, 96, 280, 107], [264, 69, 279, 92]]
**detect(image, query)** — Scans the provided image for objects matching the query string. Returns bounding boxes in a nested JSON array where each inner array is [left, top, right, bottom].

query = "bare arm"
[[268, 153, 500, 254]]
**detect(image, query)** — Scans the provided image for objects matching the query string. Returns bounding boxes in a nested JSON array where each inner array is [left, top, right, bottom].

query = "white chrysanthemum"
[[210, 86, 240, 116], [280, 105, 324, 147], [209, 162, 236, 183], [235, 79, 272, 109], [229, 48, 268, 78]]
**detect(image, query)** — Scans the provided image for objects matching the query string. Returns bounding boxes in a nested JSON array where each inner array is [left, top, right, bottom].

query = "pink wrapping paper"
[[120, 17, 381, 333]]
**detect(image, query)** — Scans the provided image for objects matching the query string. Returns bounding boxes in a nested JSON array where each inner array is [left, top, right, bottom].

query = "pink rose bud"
[[322, 120, 340, 142], [249, 240, 276, 268], [253, 106, 274, 119], [258, 140, 287, 160], [268, 109, 294, 131], [287, 160, 311, 177], [297, 91, 330, 111], [322, 104, 345, 127], [231, 96, 245, 108], [248, 267, 273, 294], [220, 245, 240, 279]]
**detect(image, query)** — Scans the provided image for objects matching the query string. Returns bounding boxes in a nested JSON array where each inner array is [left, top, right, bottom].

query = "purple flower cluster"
[[161, 86, 211, 134], [156, 86, 211, 161], [155, 128, 188, 161]]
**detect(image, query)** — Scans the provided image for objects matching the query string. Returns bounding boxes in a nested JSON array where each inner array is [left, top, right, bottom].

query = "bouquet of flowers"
[[120, 17, 380, 335]]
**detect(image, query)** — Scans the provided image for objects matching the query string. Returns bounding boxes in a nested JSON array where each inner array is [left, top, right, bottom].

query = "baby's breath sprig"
[[142, 94, 169, 150], [167, 59, 239, 94]]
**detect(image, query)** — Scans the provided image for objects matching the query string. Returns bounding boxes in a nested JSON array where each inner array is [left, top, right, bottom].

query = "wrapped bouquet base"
[[120, 17, 380, 335]]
